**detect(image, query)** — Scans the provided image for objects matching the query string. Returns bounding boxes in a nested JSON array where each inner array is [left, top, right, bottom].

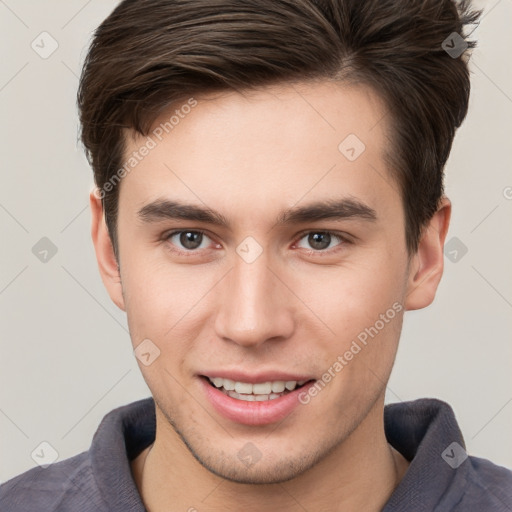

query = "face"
[[92, 80, 448, 484]]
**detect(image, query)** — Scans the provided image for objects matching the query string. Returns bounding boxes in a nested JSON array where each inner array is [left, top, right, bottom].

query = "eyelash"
[[163, 229, 350, 257], [294, 229, 350, 256]]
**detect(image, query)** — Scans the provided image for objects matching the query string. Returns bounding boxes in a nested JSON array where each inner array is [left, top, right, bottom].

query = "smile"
[[206, 376, 308, 402], [199, 372, 317, 425]]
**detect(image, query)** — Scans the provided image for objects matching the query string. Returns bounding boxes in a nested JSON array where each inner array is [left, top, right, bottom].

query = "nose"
[[214, 249, 295, 348]]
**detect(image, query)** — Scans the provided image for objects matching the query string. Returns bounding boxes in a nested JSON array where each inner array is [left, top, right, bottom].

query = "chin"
[[196, 454, 316, 485]]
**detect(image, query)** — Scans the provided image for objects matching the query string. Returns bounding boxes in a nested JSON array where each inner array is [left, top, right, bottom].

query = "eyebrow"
[[137, 197, 377, 228]]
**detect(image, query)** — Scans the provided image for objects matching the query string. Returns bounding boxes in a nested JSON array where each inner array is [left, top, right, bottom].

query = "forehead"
[[119, 80, 398, 226]]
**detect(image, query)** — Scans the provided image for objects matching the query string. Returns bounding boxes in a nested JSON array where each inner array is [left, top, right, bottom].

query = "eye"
[[294, 231, 347, 252], [165, 230, 215, 252]]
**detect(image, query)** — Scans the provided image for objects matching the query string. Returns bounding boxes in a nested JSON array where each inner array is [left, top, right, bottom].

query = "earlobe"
[[89, 189, 126, 311], [404, 197, 451, 311]]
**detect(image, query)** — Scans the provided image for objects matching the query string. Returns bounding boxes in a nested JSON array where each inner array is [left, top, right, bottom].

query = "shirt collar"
[[383, 398, 469, 510], [89, 397, 468, 511]]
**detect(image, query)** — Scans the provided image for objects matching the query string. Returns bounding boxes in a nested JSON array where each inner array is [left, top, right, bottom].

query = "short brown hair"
[[78, 0, 481, 257]]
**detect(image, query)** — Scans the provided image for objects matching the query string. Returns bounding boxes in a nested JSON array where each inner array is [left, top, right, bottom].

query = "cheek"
[[120, 253, 178, 343], [290, 254, 406, 342], [120, 250, 220, 360]]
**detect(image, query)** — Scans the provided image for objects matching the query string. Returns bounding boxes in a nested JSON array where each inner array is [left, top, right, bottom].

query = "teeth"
[[208, 377, 307, 397], [222, 378, 236, 391], [253, 382, 272, 394], [226, 390, 290, 401], [211, 377, 224, 388], [234, 381, 253, 394], [285, 380, 297, 391], [271, 381, 285, 393]]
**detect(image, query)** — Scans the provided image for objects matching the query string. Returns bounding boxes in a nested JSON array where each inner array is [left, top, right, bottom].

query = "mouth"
[[201, 375, 313, 402], [198, 371, 318, 425]]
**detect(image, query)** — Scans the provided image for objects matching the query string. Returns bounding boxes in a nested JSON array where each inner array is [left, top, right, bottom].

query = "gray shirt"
[[1, 397, 511, 511]]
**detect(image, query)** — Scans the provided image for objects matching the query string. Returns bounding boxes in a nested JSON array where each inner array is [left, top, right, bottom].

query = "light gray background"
[[1, 0, 511, 483]]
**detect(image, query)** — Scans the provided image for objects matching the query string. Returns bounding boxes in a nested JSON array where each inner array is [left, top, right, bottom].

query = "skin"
[[90, 80, 451, 511]]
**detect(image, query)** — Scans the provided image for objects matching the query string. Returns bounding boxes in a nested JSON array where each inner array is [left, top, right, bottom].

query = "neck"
[[132, 397, 409, 512]]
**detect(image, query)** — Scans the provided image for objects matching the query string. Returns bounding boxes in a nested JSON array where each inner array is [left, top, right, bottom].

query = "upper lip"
[[200, 370, 315, 384]]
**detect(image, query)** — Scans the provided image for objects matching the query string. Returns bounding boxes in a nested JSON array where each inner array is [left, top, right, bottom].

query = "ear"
[[404, 196, 451, 311], [89, 189, 126, 311]]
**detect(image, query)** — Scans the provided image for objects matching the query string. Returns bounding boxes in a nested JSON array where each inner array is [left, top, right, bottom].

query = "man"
[[1, 0, 511, 510]]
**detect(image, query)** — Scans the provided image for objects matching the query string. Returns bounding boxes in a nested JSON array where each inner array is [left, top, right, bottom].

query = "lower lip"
[[200, 377, 315, 426]]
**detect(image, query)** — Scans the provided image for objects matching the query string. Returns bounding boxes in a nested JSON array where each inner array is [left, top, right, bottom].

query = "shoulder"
[[455, 455, 512, 511], [0, 451, 107, 512]]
